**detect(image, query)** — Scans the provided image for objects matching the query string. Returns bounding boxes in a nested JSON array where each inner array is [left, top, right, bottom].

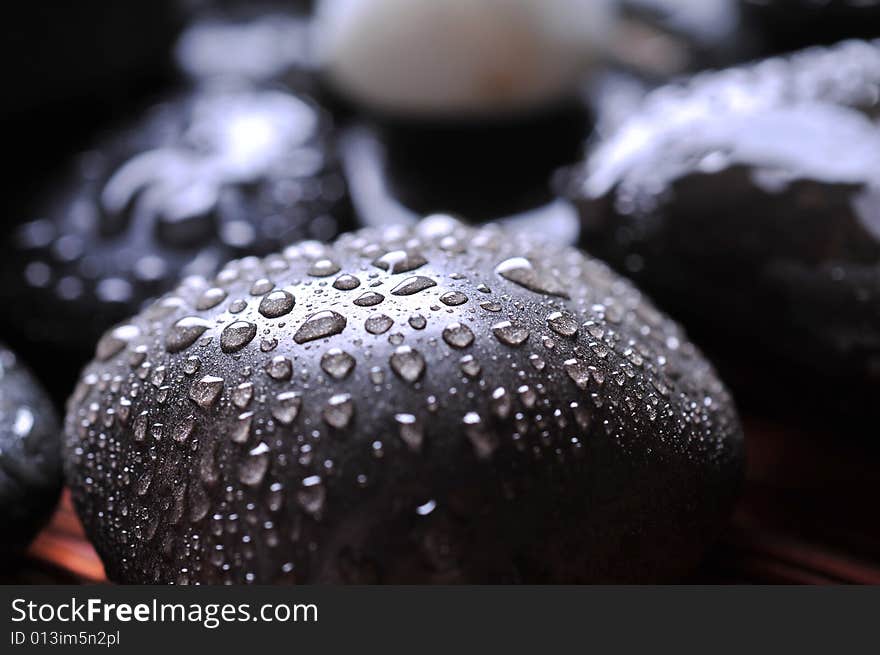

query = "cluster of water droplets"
[[64, 217, 739, 583]]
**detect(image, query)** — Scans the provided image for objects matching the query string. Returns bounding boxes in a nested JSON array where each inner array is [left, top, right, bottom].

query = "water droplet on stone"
[[492, 321, 529, 346], [333, 274, 361, 290], [369, 366, 385, 384], [266, 356, 292, 380], [586, 322, 605, 340], [459, 355, 481, 378], [365, 314, 393, 335], [297, 475, 325, 517], [232, 411, 254, 443], [353, 291, 384, 307], [197, 287, 227, 310], [135, 471, 152, 496], [189, 375, 224, 409], [151, 419, 166, 439], [547, 311, 578, 337], [480, 300, 502, 312], [395, 413, 424, 451], [150, 366, 167, 387], [463, 412, 497, 459], [240, 442, 270, 486], [259, 290, 295, 318], [232, 382, 254, 408], [440, 290, 468, 306], [272, 391, 302, 425], [308, 259, 341, 277], [250, 278, 274, 295], [134, 411, 149, 442], [390, 346, 425, 382], [391, 276, 436, 296], [167, 316, 212, 353], [174, 417, 196, 443], [564, 359, 590, 390], [129, 346, 148, 367], [183, 356, 201, 375], [495, 257, 569, 298], [491, 387, 512, 419], [571, 401, 591, 431], [294, 310, 347, 343], [188, 484, 210, 523], [323, 393, 354, 428], [321, 348, 355, 379], [373, 250, 427, 274], [517, 384, 537, 408], [96, 324, 140, 361], [442, 322, 474, 349], [117, 397, 132, 424], [220, 320, 257, 353]]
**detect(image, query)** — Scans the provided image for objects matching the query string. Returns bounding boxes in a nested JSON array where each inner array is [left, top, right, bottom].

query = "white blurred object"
[[314, 0, 619, 116], [176, 14, 313, 81]]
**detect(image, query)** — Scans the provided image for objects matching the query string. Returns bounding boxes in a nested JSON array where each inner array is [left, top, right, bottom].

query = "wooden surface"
[[11, 416, 880, 585]]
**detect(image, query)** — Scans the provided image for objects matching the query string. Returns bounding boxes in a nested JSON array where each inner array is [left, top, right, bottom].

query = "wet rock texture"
[[566, 40, 880, 416], [1, 85, 350, 368], [64, 217, 743, 583], [0, 345, 61, 557]]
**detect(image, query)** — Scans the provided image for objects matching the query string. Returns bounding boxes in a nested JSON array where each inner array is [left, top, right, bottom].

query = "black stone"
[[1, 84, 352, 398], [565, 40, 880, 420], [64, 217, 743, 584], [0, 345, 61, 557]]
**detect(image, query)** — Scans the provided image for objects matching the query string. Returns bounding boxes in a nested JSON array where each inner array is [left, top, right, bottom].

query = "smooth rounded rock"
[[64, 217, 743, 583], [2, 84, 351, 386], [0, 345, 61, 557], [565, 40, 880, 417]]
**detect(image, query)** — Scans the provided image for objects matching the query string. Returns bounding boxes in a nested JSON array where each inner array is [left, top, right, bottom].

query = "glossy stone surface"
[[2, 85, 350, 374], [0, 345, 61, 557], [566, 40, 880, 416], [64, 217, 743, 583]]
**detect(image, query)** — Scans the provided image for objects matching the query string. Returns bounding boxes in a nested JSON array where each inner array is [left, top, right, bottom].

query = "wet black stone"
[[64, 217, 743, 584], [0, 345, 61, 557], [565, 40, 880, 420], [1, 84, 352, 398]]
